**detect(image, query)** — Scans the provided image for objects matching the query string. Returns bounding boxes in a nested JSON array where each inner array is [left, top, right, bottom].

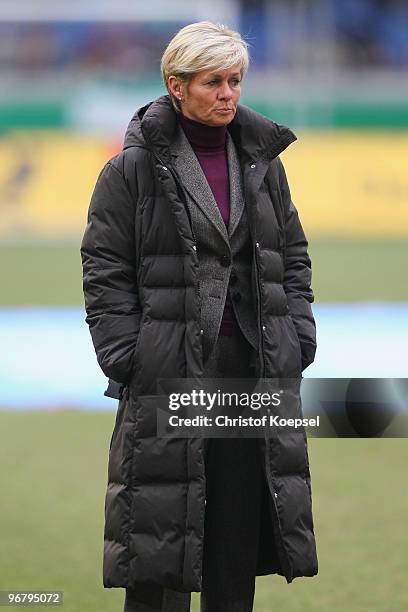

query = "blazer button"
[[220, 254, 231, 267], [232, 292, 241, 303]]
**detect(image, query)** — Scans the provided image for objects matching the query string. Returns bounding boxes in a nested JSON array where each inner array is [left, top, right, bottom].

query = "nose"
[[217, 81, 233, 100]]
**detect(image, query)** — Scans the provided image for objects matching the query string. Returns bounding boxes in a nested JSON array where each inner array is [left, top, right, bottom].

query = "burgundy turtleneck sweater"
[[178, 112, 239, 336]]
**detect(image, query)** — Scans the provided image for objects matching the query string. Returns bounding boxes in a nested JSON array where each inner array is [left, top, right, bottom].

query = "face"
[[168, 64, 242, 127]]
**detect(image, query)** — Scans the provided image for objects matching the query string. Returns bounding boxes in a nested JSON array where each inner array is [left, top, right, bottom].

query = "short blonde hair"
[[161, 21, 250, 112]]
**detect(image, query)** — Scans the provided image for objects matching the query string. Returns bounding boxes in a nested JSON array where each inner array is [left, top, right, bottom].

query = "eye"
[[231, 79, 241, 87], [207, 80, 218, 86]]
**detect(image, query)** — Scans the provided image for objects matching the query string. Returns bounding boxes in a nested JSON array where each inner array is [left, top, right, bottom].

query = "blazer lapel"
[[226, 133, 245, 238], [170, 126, 229, 245]]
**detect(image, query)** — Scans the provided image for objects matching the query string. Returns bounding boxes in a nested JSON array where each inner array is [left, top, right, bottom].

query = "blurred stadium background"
[[0, 1, 407, 611]]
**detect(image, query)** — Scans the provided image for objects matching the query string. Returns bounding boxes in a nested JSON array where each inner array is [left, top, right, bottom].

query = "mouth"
[[216, 108, 234, 112]]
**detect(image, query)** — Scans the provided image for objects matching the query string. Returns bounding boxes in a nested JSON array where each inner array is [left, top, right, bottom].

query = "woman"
[[81, 21, 318, 612]]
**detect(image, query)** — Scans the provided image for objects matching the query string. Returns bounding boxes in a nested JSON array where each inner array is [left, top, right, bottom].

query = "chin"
[[212, 112, 235, 126]]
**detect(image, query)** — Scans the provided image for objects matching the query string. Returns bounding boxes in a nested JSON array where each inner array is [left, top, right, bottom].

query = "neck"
[[178, 112, 227, 152]]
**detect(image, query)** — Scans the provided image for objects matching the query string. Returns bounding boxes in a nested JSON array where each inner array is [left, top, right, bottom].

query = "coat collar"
[[123, 95, 297, 167]]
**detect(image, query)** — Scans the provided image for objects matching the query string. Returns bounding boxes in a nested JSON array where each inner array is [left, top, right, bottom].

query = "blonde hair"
[[161, 21, 250, 112]]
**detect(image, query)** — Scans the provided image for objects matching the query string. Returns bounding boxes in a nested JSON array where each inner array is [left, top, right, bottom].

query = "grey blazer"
[[169, 125, 258, 364]]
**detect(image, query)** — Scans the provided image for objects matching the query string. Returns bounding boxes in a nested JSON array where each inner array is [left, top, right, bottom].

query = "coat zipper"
[[247, 163, 293, 582], [253, 240, 265, 378]]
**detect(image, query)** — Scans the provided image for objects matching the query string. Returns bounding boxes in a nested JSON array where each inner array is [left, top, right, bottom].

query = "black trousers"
[[123, 330, 264, 612]]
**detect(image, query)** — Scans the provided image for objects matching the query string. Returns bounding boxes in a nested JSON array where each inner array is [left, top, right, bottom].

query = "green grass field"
[[1, 239, 407, 305], [1, 410, 407, 612]]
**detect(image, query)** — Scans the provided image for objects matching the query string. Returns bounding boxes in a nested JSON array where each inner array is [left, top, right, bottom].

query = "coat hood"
[[123, 94, 297, 166]]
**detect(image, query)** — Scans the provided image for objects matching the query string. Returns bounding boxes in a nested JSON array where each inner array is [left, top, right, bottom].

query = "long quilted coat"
[[80, 94, 318, 591]]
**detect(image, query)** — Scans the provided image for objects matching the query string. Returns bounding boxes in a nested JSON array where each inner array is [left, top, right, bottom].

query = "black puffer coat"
[[80, 95, 318, 591]]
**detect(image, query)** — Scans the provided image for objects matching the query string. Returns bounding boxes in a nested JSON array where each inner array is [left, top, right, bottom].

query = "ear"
[[167, 75, 184, 101]]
